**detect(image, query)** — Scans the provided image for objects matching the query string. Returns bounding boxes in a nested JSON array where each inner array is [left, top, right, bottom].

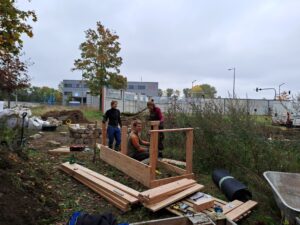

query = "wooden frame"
[[100, 121, 194, 188]]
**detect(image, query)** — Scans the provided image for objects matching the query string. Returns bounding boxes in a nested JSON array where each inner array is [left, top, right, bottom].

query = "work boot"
[[114, 145, 120, 151]]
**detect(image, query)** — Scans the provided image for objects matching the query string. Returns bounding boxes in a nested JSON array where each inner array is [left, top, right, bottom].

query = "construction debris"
[[41, 110, 89, 124]]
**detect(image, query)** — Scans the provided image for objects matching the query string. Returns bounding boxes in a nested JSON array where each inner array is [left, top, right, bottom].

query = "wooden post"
[[102, 122, 107, 146], [93, 121, 98, 162], [149, 130, 159, 180], [150, 121, 160, 130], [120, 126, 128, 155], [185, 129, 193, 174]]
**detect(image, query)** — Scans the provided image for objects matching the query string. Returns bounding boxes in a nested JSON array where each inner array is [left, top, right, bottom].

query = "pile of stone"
[[69, 124, 101, 146]]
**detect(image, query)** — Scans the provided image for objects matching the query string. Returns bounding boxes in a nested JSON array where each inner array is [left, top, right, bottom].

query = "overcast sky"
[[18, 0, 300, 99]]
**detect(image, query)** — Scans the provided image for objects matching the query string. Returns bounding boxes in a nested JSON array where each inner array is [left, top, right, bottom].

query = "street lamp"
[[278, 83, 285, 98], [256, 87, 277, 100], [228, 67, 236, 98], [192, 80, 197, 88]]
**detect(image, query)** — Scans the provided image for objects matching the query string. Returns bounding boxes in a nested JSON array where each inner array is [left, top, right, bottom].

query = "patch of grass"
[[81, 107, 103, 122]]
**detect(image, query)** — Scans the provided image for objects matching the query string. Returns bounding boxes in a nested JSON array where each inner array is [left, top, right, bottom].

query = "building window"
[[128, 85, 134, 89], [64, 83, 72, 88], [64, 92, 72, 96], [76, 84, 80, 88], [138, 85, 146, 90]]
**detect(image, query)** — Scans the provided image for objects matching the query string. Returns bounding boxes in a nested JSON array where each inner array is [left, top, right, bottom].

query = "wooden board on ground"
[[61, 163, 138, 204], [100, 144, 151, 187], [48, 146, 84, 154], [63, 162, 140, 198], [157, 160, 187, 175], [144, 183, 204, 212], [161, 158, 186, 167], [150, 173, 194, 188], [139, 178, 196, 204], [225, 200, 258, 221]]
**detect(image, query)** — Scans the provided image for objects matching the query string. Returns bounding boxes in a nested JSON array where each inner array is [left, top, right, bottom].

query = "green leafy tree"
[[166, 88, 174, 97], [158, 89, 163, 97], [174, 89, 180, 97], [191, 84, 217, 98], [72, 22, 127, 110], [183, 88, 191, 98], [0, 54, 30, 107], [0, 0, 37, 55]]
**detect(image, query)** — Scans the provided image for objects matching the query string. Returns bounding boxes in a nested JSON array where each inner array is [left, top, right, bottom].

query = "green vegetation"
[[163, 100, 300, 224]]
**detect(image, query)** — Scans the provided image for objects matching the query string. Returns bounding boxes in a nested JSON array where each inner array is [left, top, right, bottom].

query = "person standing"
[[102, 100, 122, 150], [147, 100, 164, 157]]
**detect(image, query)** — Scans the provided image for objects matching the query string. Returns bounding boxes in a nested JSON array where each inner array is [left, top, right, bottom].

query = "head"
[[131, 119, 143, 133], [111, 100, 118, 109], [147, 101, 155, 111]]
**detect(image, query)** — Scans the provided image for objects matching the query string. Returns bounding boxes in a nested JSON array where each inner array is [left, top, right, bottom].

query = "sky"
[[18, 0, 300, 99]]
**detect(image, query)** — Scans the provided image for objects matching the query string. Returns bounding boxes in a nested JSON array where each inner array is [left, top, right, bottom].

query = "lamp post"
[[191, 80, 197, 98], [228, 67, 236, 98], [278, 83, 285, 98], [81, 73, 84, 105], [256, 87, 277, 100]]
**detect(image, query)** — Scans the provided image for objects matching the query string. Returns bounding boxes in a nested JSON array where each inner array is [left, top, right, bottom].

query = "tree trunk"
[[7, 93, 11, 108], [99, 88, 102, 112]]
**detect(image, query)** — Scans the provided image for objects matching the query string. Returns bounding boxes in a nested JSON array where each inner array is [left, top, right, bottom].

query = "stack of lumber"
[[139, 178, 204, 212], [60, 162, 139, 212], [167, 196, 258, 222]]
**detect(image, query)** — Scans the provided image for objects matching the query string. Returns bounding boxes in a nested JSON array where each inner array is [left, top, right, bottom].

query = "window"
[[76, 84, 80, 88], [128, 85, 134, 89], [64, 92, 72, 96], [138, 85, 146, 90], [64, 83, 72, 88]]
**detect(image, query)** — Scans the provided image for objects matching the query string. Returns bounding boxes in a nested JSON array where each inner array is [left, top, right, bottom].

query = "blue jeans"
[[107, 125, 121, 150]]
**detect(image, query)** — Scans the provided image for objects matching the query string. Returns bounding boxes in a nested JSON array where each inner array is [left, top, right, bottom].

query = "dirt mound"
[[0, 147, 60, 225], [41, 110, 89, 124]]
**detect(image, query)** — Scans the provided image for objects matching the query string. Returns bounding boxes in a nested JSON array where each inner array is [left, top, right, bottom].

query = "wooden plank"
[[120, 126, 128, 155], [48, 147, 83, 155], [150, 173, 194, 188], [157, 160, 187, 175], [149, 131, 158, 181], [222, 200, 243, 214], [185, 130, 193, 174], [144, 183, 204, 212], [60, 166, 129, 211], [225, 200, 257, 221], [139, 179, 196, 204], [102, 123, 107, 145], [150, 121, 160, 129], [62, 162, 140, 198], [150, 128, 193, 133], [193, 198, 215, 212], [139, 178, 196, 200], [161, 158, 186, 167], [100, 144, 151, 187], [61, 163, 138, 204]]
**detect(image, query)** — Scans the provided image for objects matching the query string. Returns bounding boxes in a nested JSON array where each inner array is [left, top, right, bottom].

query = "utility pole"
[[228, 67, 236, 98]]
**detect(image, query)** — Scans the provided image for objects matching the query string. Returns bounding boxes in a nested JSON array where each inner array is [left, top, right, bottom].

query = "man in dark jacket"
[[102, 101, 122, 150]]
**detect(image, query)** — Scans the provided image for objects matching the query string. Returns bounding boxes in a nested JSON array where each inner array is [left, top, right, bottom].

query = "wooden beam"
[[161, 158, 186, 167], [60, 166, 130, 211], [185, 130, 193, 174], [144, 183, 204, 212], [62, 162, 140, 198], [225, 200, 257, 221], [157, 160, 187, 175], [100, 144, 151, 187], [150, 173, 194, 188], [120, 126, 128, 155], [139, 179, 196, 204], [150, 128, 193, 133], [102, 123, 107, 145], [221, 200, 243, 214], [61, 163, 138, 204], [149, 131, 158, 181], [150, 121, 160, 128]]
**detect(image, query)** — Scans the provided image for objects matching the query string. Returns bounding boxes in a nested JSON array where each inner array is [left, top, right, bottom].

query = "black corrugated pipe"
[[212, 169, 252, 202]]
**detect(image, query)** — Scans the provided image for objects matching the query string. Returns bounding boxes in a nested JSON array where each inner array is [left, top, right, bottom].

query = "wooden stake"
[[149, 131, 158, 181], [185, 130, 193, 174], [120, 126, 128, 155], [102, 122, 107, 145]]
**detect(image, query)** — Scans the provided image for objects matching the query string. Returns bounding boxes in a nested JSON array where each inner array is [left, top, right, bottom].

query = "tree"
[[0, 0, 37, 55], [174, 89, 180, 97], [0, 53, 30, 107], [73, 22, 127, 110], [158, 89, 163, 97], [166, 88, 174, 97], [183, 88, 191, 98], [191, 84, 217, 98]]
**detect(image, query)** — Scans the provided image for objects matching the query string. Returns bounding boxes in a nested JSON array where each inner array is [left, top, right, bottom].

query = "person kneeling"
[[128, 120, 149, 161]]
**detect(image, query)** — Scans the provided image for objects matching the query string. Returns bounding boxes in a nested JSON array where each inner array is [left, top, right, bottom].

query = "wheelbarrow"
[[264, 171, 300, 225]]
